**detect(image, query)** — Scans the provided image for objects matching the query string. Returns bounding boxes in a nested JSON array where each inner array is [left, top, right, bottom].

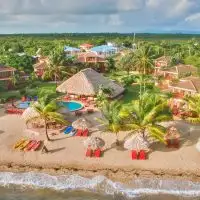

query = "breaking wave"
[[0, 172, 199, 198]]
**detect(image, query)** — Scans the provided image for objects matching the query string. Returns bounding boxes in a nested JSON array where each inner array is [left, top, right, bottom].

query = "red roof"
[[0, 65, 16, 72], [80, 43, 93, 48], [77, 52, 105, 63]]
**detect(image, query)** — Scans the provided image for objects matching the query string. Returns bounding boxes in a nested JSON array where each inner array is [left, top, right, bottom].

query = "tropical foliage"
[[120, 93, 172, 143], [184, 95, 200, 123]]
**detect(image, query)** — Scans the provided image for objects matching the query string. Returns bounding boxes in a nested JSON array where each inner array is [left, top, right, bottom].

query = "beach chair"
[[69, 129, 77, 137], [86, 148, 93, 157], [64, 126, 73, 134], [87, 109, 94, 114], [82, 129, 89, 137], [173, 139, 180, 149], [131, 150, 137, 160], [139, 150, 146, 160], [94, 148, 101, 158], [76, 129, 83, 136], [34, 96, 38, 101]]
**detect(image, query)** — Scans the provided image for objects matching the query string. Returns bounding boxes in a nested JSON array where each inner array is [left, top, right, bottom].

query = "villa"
[[154, 56, 171, 74], [64, 46, 80, 57], [91, 45, 118, 57], [77, 52, 106, 72], [0, 65, 16, 88], [79, 43, 93, 51], [158, 64, 197, 80], [56, 68, 125, 98], [169, 76, 200, 98], [33, 56, 49, 77]]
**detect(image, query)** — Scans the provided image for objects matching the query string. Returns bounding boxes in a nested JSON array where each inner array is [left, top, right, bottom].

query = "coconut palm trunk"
[[44, 118, 51, 141]]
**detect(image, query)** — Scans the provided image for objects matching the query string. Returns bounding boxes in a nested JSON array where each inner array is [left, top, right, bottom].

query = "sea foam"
[[0, 172, 199, 198]]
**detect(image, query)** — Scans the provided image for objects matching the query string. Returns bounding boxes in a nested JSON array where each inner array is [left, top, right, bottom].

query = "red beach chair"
[[82, 129, 89, 137], [139, 150, 146, 160], [76, 129, 83, 136], [131, 150, 137, 160], [86, 148, 92, 157], [94, 148, 101, 157]]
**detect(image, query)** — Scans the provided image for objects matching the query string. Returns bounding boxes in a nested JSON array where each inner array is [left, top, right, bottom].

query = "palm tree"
[[120, 93, 172, 143], [133, 46, 155, 74], [117, 51, 135, 75], [96, 101, 124, 145], [28, 99, 66, 141], [43, 48, 70, 86], [184, 95, 200, 123]]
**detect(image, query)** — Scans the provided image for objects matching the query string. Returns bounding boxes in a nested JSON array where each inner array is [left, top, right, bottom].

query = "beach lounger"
[[139, 150, 146, 160], [82, 129, 89, 137], [94, 148, 101, 158], [69, 129, 77, 137], [64, 126, 73, 134], [13, 139, 26, 149], [131, 150, 137, 160], [86, 148, 93, 157], [76, 129, 83, 136]]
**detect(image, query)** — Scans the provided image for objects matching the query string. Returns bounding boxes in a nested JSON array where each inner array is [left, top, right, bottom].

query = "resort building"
[[154, 56, 171, 74], [158, 64, 197, 80], [79, 43, 93, 51], [77, 52, 106, 72], [33, 56, 49, 77], [56, 68, 125, 98], [169, 76, 200, 98], [64, 46, 80, 57], [0, 65, 16, 88], [91, 45, 118, 57]]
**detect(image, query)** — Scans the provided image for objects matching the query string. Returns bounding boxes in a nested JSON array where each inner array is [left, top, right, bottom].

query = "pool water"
[[62, 101, 83, 112], [17, 101, 30, 109]]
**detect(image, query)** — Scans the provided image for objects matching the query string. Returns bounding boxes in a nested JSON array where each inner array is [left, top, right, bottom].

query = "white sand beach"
[[0, 109, 200, 182]]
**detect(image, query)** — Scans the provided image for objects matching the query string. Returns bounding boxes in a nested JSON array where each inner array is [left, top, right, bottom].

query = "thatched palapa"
[[56, 68, 125, 98]]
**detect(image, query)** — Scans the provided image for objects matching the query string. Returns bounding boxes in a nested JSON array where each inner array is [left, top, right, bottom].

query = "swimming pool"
[[16, 101, 30, 109], [62, 101, 83, 112]]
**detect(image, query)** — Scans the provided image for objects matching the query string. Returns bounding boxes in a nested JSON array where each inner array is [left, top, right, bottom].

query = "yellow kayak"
[[18, 140, 30, 151], [13, 139, 26, 150]]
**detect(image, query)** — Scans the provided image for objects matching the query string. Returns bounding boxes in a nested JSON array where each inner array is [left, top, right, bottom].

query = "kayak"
[[24, 140, 37, 151], [31, 141, 41, 151], [18, 140, 30, 151], [13, 139, 26, 150]]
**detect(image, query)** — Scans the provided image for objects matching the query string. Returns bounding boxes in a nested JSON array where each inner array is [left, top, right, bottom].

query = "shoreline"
[[0, 162, 200, 183]]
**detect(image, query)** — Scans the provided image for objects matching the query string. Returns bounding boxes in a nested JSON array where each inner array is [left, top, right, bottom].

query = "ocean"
[[0, 172, 199, 200]]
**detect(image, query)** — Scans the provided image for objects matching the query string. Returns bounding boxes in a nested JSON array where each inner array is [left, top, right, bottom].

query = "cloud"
[[0, 0, 200, 33]]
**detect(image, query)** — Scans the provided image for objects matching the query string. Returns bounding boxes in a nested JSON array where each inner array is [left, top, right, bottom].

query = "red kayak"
[[24, 140, 37, 152], [31, 141, 41, 151]]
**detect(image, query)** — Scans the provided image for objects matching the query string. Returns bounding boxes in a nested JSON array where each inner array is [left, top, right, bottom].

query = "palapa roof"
[[56, 68, 125, 98], [162, 64, 197, 75], [155, 56, 171, 63], [0, 65, 16, 72], [170, 76, 200, 93]]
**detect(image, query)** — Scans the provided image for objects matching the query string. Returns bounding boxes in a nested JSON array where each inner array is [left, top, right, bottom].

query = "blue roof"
[[91, 45, 117, 53], [64, 46, 80, 52]]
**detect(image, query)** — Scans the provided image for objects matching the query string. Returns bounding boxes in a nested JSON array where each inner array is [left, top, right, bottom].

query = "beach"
[[0, 108, 200, 184]]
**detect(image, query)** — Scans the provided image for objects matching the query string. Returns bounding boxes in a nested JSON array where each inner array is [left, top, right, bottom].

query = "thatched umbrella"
[[72, 118, 92, 129], [83, 136, 105, 150], [124, 134, 150, 151], [21, 107, 40, 123]]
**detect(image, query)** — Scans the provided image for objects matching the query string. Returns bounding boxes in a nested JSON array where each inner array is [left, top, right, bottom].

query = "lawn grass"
[[0, 82, 56, 101]]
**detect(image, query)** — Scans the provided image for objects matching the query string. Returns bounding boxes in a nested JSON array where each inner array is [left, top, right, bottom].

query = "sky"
[[0, 0, 200, 33]]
